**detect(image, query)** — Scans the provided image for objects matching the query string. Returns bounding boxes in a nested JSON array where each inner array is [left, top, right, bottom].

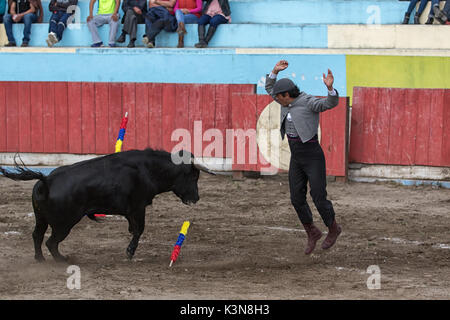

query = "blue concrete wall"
[[0, 48, 346, 95]]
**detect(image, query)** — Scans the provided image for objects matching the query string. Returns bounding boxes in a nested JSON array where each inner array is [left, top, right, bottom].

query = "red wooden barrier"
[[350, 87, 450, 167], [0, 81, 348, 177]]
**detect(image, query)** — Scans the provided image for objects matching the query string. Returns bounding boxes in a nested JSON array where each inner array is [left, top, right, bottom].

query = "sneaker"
[[142, 36, 149, 46], [5, 42, 16, 47], [91, 42, 103, 48], [108, 43, 116, 47], [21, 42, 29, 47], [48, 32, 58, 45], [46, 38, 54, 48], [146, 41, 155, 48]]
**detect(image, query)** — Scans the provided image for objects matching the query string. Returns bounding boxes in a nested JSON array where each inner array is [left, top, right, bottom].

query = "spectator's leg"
[[424, 0, 439, 23], [403, 0, 418, 24], [195, 14, 210, 48], [56, 13, 72, 42], [108, 14, 120, 46], [183, 14, 199, 24], [49, 13, 58, 37], [444, 0, 450, 16], [433, 0, 450, 24], [146, 19, 165, 48], [88, 15, 105, 45], [127, 11, 138, 46], [119, 9, 136, 43], [175, 12, 186, 48], [204, 14, 228, 46], [22, 13, 37, 45], [406, 0, 419, 16], [3, 14, 17, 45]]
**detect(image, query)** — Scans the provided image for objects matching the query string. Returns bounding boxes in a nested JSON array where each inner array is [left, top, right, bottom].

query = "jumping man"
[[265, 60, 342, 255]]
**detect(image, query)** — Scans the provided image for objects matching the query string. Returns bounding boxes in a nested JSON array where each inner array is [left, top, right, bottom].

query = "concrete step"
[[2, 22, 329, 48]]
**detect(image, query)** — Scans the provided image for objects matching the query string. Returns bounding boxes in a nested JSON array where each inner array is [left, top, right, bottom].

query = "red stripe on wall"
[[148, 83, 163, 150], [401, 89, 418, 165], [18, 82, 31, 153], [6, 82, 19, 153], [81, 82, 96, 154], [68, 82, 82, 154], [136, 83, 149, 151], [443, 90, 450, 166], [0, 83, 6, 152]]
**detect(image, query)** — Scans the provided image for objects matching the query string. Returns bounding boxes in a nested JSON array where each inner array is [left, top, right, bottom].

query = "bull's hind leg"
[[32, 200, 48, 262], [125, 207, 146, 260], [32, 215, 48, 261], [45, 226, 72, 262]]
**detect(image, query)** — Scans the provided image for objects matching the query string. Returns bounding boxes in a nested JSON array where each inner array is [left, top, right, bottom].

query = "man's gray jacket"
[[265, 74, 340, 142]]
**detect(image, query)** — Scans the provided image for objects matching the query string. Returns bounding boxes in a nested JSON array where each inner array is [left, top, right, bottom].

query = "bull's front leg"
[[125, 207, 145, 260]]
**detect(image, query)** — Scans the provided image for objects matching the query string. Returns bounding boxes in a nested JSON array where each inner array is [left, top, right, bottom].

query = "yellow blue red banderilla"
[[169, 221, 190, 267]]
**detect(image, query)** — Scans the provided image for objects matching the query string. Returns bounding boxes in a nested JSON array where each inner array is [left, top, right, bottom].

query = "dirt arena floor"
[[0, 173, 449, 300]]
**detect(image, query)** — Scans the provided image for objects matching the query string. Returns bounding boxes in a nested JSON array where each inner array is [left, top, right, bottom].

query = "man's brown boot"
[[303, 223, 323, 255], [321, 220, 342, 250]]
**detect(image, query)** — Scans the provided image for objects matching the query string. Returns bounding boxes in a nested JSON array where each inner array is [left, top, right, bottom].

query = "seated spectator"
[[173, 0, 202, 48], [117, 0, 147, 48], [46, 0, 78, 47], [433, 1, 450, 24], [1, 0, 6, 23], [87, 0, 121, 47], [3, 0, 43, 47], [142, 0, 176, 48], [402, 0, 439, 24], [194, 0, 230, 48]]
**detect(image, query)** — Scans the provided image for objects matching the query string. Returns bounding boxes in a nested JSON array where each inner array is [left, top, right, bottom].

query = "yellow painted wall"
[[346, 55, 450, 105]]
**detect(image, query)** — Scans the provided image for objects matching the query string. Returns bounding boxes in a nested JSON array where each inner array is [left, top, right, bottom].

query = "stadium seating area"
[[1, 0, 448, 48]]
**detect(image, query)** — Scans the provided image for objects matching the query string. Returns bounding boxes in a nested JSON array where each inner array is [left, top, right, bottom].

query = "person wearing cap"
[[265, 60, 342, 255]]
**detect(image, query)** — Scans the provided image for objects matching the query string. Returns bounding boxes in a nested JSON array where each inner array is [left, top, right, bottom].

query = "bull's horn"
[[193, 159, 216, 175]]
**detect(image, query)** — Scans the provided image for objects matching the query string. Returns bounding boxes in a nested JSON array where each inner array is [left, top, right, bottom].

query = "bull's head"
[[171, 150, 215, 205]]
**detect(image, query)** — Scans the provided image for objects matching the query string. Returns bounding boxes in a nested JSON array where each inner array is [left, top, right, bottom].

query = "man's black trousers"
[[288, 138, 335, 227]]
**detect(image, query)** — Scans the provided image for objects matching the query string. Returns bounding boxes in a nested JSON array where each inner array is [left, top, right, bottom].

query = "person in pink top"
[[174, 0, 202, 47], [194, 0, 230, 48]]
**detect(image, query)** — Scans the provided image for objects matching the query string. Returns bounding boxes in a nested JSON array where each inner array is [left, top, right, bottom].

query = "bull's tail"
[[0, 165, 47, 182], [1, 161, 50, 205], [0, 155, 49, 193]]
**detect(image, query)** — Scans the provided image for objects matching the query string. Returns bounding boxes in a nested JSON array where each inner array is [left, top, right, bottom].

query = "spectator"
[[142, 0, 176, 48], [3, 0, 43, 47], [194, 0, 230, 48], [0, 0, 6, 23], [173, 0, 202, 48], [433, 1, 450, 24], [117, 0, 147, 47], [46, 0, 78, 47], [87, 0, 121, 47], [402, 0, 439, 24]]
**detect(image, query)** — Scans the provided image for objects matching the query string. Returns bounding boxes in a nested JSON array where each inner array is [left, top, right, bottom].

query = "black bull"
[[0, 149, 213, 262]]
